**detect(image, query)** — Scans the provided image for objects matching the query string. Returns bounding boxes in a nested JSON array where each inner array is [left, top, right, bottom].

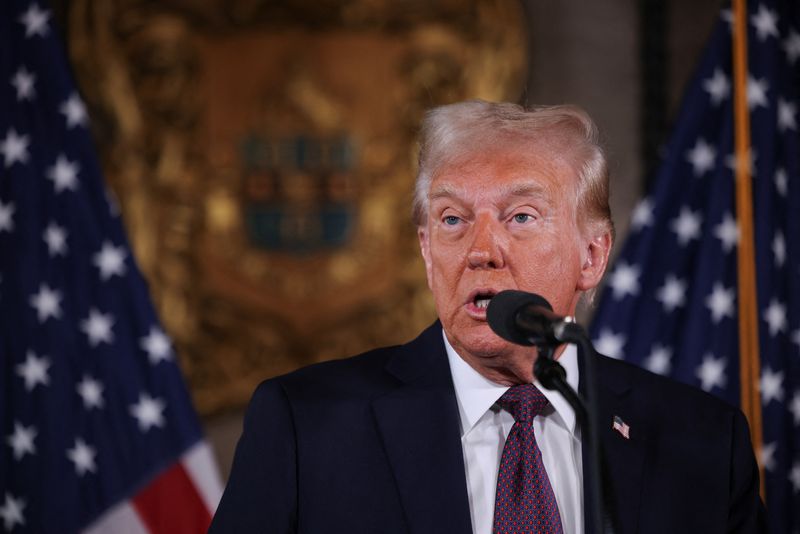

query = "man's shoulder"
[[253, 321, 444, 401], [251, 343, 401, 404], [596, 353, 741, 419]]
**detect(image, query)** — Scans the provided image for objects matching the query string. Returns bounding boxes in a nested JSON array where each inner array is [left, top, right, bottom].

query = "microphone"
[[486, 290, 574, 347]]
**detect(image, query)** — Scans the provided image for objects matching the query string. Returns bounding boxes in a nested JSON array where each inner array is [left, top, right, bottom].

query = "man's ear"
[[577, 230, 613, 291], [418, 226, 434, 290]]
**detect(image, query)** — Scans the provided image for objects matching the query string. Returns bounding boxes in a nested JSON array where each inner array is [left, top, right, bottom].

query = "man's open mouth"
[[471, 290, 498, 310]]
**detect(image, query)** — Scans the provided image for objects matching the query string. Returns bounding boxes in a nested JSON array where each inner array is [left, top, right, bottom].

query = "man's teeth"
[[475, 298, 491, 309]]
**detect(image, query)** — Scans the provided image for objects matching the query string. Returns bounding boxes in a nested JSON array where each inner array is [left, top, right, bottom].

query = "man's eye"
[[444, 215, 461, 225], [513, 213, 533, 223]]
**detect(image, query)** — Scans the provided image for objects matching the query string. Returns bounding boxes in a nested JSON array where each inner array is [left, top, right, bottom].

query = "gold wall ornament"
[[65, 0, 528, 415]]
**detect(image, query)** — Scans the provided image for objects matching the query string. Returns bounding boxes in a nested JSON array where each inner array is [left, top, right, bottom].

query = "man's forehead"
[[428, 180, 551, 202]]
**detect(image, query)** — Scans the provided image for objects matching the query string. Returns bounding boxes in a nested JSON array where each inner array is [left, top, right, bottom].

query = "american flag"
[[1, 1, 221, 532], [590, 0, 800, 532], [611, 416, 630, 440]]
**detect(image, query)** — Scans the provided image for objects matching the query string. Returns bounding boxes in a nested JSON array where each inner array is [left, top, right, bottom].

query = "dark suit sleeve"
[[727, 409, 767, 533], [209, 380, 298, 534]]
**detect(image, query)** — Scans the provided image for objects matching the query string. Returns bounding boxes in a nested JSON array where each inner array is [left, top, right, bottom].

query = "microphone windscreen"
[[486, 290, 553, 346]]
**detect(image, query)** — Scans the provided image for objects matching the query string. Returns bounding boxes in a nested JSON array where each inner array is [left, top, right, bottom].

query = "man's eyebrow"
[[428, 181, 549, 202], [429, 184, 462, 201], [502, 182, 548, 198]]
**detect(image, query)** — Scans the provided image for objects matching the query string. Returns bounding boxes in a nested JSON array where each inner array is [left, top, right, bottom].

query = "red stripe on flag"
[[132, 462, 212, 534]]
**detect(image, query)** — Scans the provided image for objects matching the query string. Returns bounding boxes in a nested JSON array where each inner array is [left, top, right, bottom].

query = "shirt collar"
[[443, 329, 579, 436]]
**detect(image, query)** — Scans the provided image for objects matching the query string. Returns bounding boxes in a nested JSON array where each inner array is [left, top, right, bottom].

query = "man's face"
[[417, 137, 609, 382]]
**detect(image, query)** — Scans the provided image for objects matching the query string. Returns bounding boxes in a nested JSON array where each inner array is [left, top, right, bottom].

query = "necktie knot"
[[496, 384, 548, 423]]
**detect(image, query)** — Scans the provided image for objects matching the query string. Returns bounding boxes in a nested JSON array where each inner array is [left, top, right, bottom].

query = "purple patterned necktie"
[[493, 384, 564, 534]]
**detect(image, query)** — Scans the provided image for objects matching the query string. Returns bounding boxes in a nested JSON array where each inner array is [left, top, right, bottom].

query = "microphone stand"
[[530, 318, 618, 534]]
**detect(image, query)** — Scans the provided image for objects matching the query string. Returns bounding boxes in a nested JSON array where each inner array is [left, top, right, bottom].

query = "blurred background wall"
[[54, 0, 721, 480]]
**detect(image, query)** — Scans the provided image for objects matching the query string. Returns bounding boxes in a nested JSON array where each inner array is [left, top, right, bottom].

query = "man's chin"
[[449, 330, 515, 360]]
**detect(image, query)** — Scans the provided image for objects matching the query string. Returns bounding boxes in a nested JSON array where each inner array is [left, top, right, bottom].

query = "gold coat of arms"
[[65, 0, 527, 413]]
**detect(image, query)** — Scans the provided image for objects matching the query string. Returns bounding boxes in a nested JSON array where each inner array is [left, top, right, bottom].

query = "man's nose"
[[466, 215, 505, 269]]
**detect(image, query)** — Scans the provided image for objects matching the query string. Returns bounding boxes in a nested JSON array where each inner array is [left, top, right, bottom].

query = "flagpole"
[[731, 0, 765, 499]]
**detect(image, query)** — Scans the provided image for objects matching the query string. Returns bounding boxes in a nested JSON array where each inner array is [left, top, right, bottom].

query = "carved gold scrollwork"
[[66, 0, 527, 414]]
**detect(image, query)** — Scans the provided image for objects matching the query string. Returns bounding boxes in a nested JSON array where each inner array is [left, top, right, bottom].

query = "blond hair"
[[413, 100, 614, 240]]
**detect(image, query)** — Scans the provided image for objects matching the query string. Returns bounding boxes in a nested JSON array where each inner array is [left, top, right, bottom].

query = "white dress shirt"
[[443, 331, 583, 534]]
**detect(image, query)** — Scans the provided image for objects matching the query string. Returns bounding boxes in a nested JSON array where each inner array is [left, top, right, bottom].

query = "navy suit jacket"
[[210, 322, 765, 533]]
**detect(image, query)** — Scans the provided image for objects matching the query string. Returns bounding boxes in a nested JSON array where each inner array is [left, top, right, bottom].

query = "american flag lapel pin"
[[612, 415, 630, 440]]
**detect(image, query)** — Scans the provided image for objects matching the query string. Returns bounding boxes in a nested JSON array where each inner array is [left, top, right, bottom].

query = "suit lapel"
[[372, 323, 473, 534], [582, 354, 649, 534], [373, 325, 652, 534]]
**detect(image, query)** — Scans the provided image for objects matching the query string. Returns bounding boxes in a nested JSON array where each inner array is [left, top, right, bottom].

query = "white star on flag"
[[670, 207, 703, 246], [608, 261, 640, 299], [630, 198, 654, 230], [720, 9, 734, 28], [790, 463, 800, 493], [760, 367, 785, 405], [46, 154, 80, 193], [773, 231, 786, 267], [775, 168, 788, 197], [29, 283, 62, 323], [140, 327, 173, 364], [790, 393, 800, 426], [750, 5, 779, 41], [759, 442, 778, 472], [785, 30, 800, 64], [696, 353, 727, 392], [80, 308, 115, 347], [18, 3, 50, 38], [713, 213, 739, 253], [763, 299, 787, 336], [60, 93, 88, 129], [0, 200, 15, 233], [93, 241, 127, 281], [656, 275, 687, 312], [15, 351, 51, 392], [643, 344, 672, 375], [6, 421, 37, 461], [705, 282, 736, 323], [76, 375, 105, 410], [0, 128, 30, 167], [43, 222, 68, 257], [11, 66, 36, 101], [686, 138, 717, 176], [0, 493, 26, 531], [703, 68, 730, 105], [106, 189, 121, 217], [724, 149, 757, 176], [66, 438, 97, 476], [778, 98, 798, 131], [747, 76, 770, 110], [593, 329, 625, 359], [130, 393, 167, 432]]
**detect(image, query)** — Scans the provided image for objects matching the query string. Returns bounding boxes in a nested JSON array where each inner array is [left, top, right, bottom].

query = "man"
[[210, 101, 765, 533]]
